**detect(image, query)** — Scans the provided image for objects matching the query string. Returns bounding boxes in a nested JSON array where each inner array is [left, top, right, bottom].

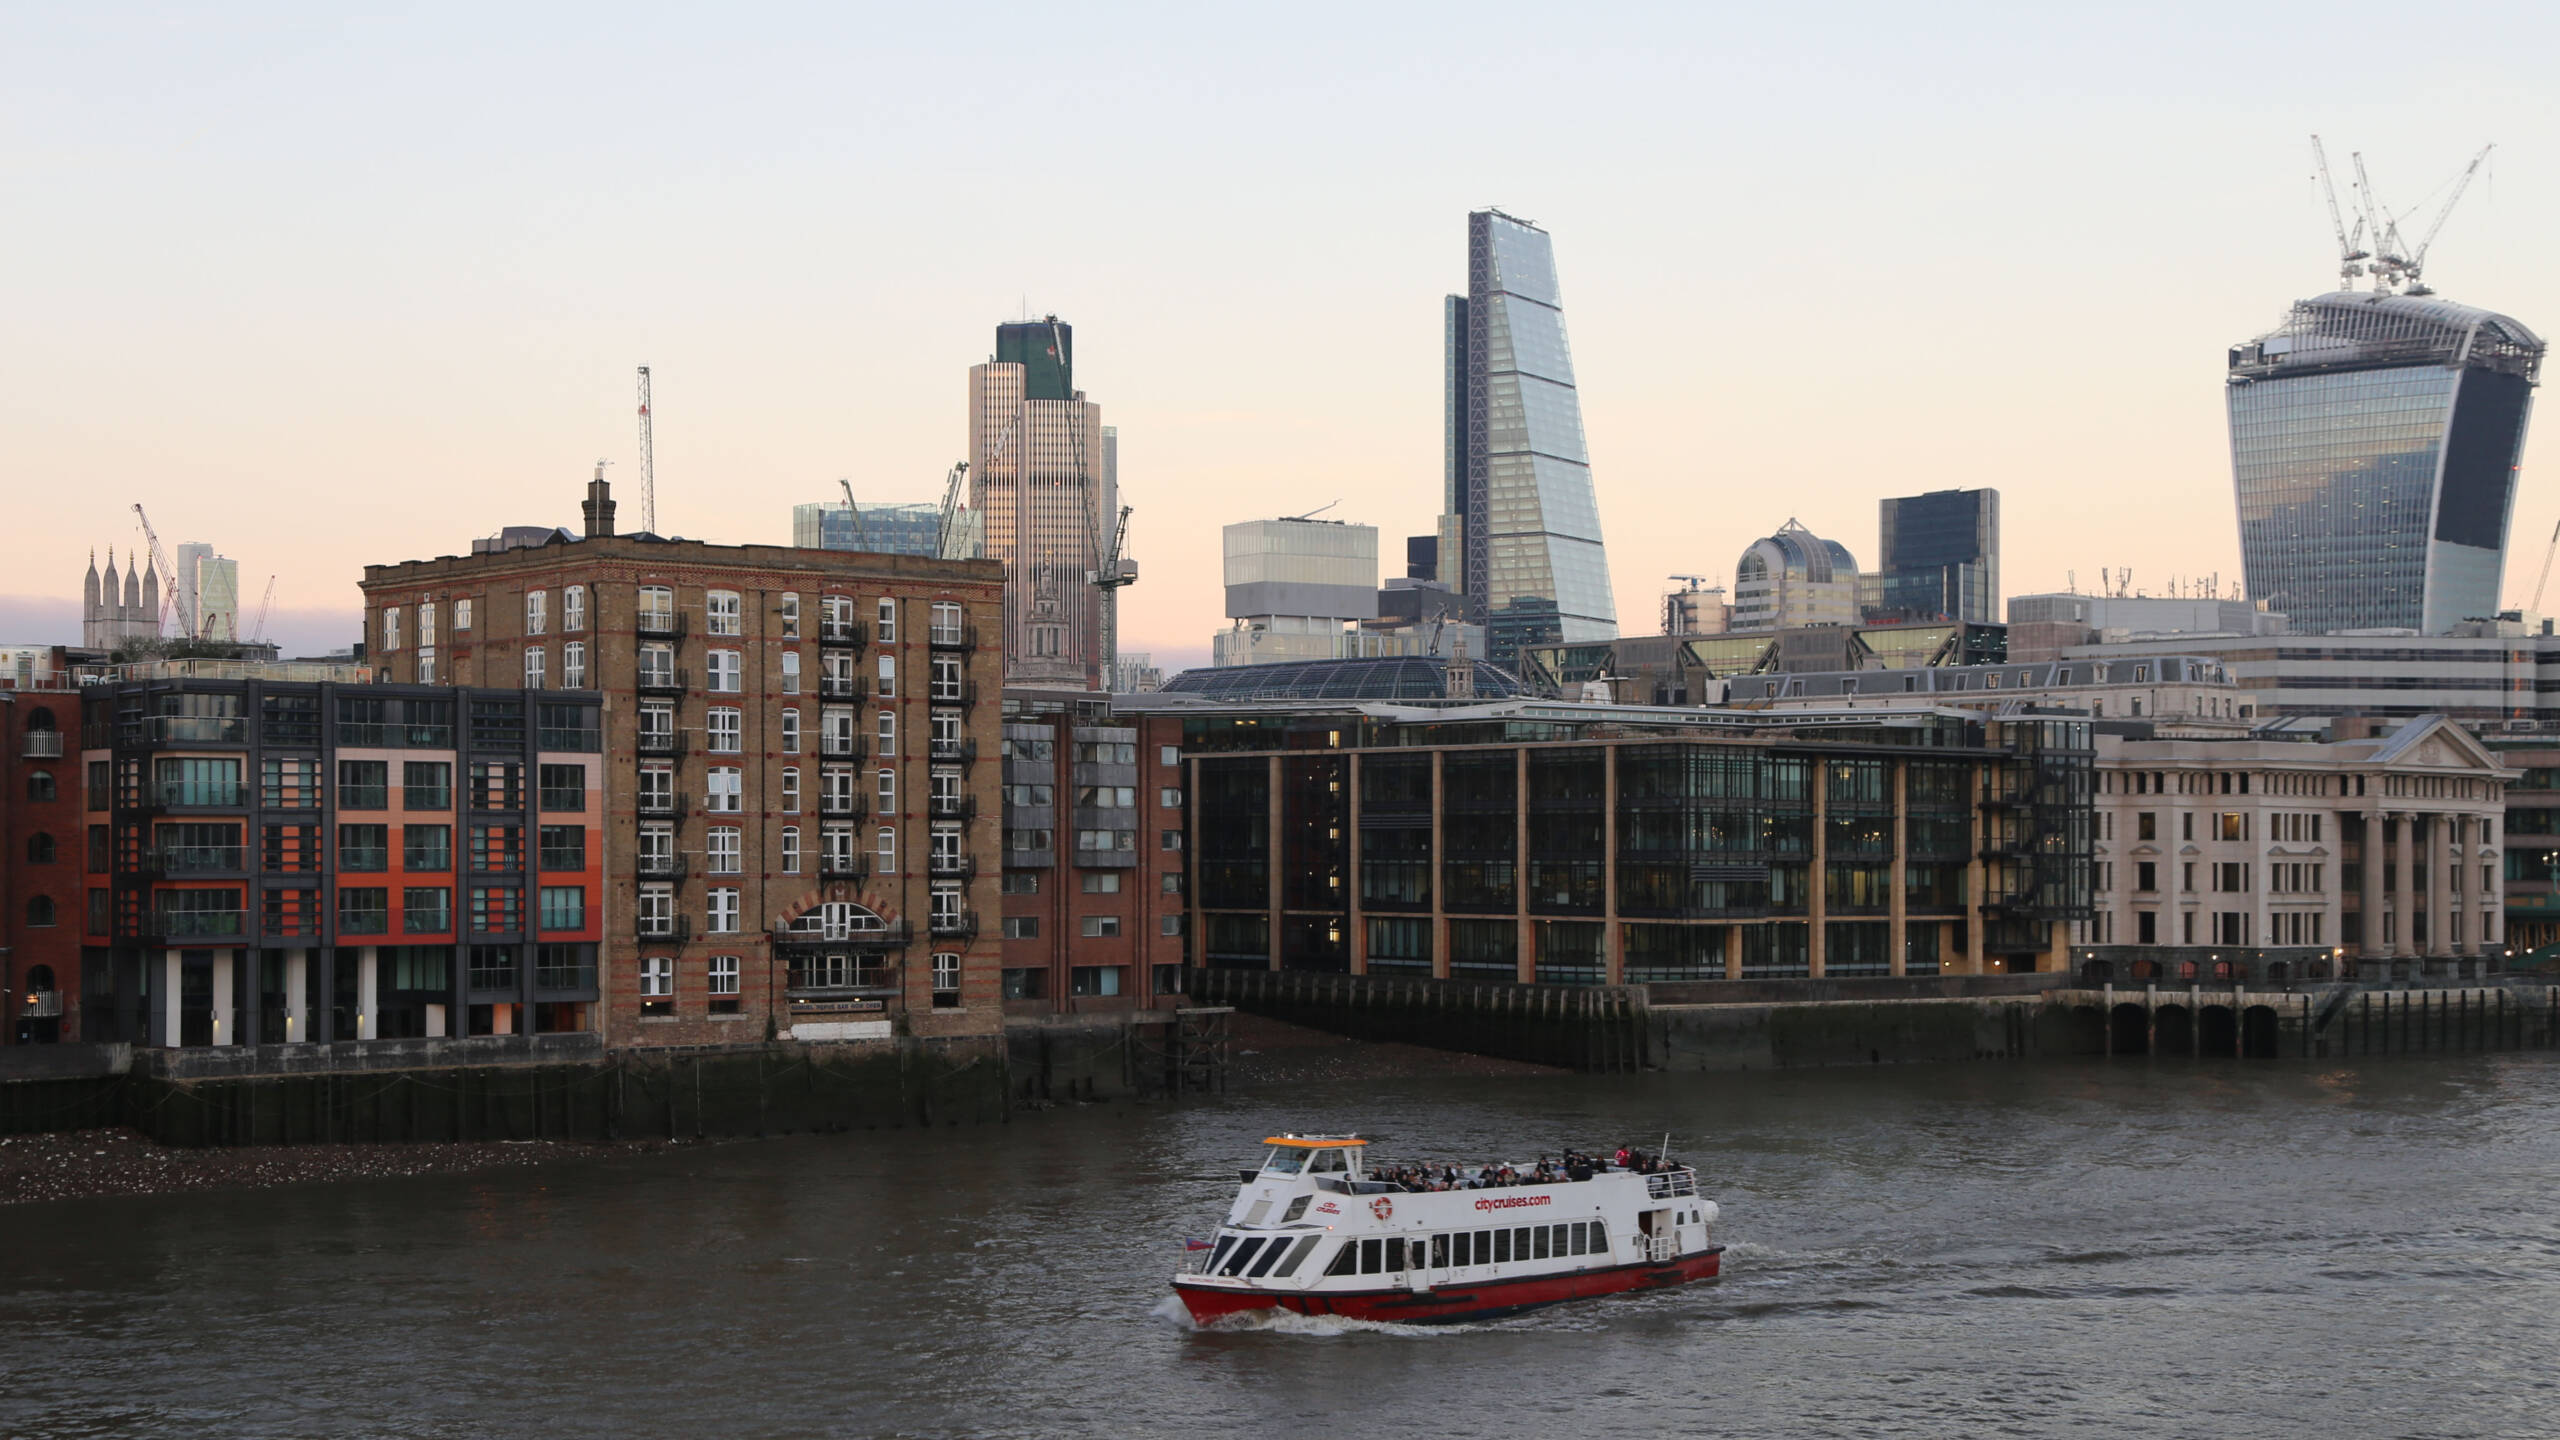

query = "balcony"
[[151, 782, 246, 810], [927, 624, 977, 652], [636, 668, 689, 697], [819, 675, 864, 700], [635, 853, 689, 882], [819, 796, 870, 822], [636, 793, 689, 820], [637, 914, 692, 943], [817, 620, 869, 650], [154, 908, 246, 938], [785, 960, 898, 997], [467, 958, 519, 992], [819, 854, 871, 882], [403, 905, 454, 934], [819, 737, 870, 762], [929, 682, 981, 709], [637, 731, 687, 758], [20, 731, 63, 759], [338, 908, 391, 936], [928, 737, 979, 764], [772, 917, 913, 948], [21, 991, 63, 1019], [337, 846, 391, 872], [929, 854, 977, 879], [535, 960, 597, 992], [150, 844, 246, 876], [928, 794, 977, 821], [636, 610, 687, 640], [146, 715, 248, 744], [929, 909, 979, 940]]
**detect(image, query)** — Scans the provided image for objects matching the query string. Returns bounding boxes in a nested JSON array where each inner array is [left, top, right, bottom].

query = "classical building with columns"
[[2084, 716, 2510, 981], [77, 666, 604, 1048], [1133, 676, 2093, 982]]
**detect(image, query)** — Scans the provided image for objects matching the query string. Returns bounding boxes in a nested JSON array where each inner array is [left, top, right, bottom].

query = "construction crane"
[[837, 478, 869, 552], [2310, 135, 2370, 290], [2529, 519, 2560, 617], [636, 366, 656, 534], [2399, 144, 2493, 294], [1283, 500, 1340, 522], [130, 503, 180, 637], [934, 460, 970, 560], [1086, 501, 1138, 684], [248, 576, 278, 644]]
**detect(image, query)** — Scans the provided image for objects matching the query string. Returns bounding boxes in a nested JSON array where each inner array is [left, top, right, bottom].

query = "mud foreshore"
[[0, 1126, 680, 1206]]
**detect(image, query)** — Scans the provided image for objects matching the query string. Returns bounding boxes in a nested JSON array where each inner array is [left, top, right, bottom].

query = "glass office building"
[[791, 501, 943, 556], [1875, 489, 1998, 625], [1442, 211, 1617, 664], [2228, 291, 2542, 634]]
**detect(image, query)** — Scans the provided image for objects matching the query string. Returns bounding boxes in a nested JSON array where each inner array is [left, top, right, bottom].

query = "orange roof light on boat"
[[1262, 1135, 1366, 1148]]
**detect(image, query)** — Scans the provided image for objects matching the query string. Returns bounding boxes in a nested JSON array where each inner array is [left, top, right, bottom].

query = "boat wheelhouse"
[[1173, 1135, 1722, 1325]]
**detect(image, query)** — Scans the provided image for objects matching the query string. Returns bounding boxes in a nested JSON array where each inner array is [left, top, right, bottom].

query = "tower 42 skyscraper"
[[970, 318, 1118, 687], [1440, 210, 1616, 663]]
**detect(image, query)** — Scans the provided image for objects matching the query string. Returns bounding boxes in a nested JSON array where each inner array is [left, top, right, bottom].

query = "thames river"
[[7, 1055, 2560, 1439]]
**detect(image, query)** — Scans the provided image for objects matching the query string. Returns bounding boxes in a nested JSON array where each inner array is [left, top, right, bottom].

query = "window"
[[539, 886, 585, 931], [2137, 812, 2156, 841], [1162, 872, 1183, 894], [708, 826, 741, 875], [26, 833, 54, 865], [878, 825, 897, 863], [469, 886, 523, 933], [641, 955, 674, 1000], [1003, 916, 1040, 940], [931, 601, 963, 644], [638, 764, 674, 813], [404, 824, 453, 871], [1002, 871, 1039, 895], [1162, 829, 1184, 851], [707, 590, 741, 636], [877, 768, 896, 807], [1070, 967, 1123, 997], [780, 826, 801, 874], [538, 825, 585, 871], [415, 647, 437, 684], [781, 767, 801, 813], [932, 951, 959, 993], [780, 592, 801, 638], [707, 887, 739, 934], [524, 646, 546, 689], [708, 650, 742, 693], [1081, 872, 1122, 893], [1160, 788, 1183, 809], [338, 887, 389, 934], [538, 764, 586, 812], [403, 887, 452, 933], [930, 655, 963, 702], [455, 598, 472, 631], [419, 601, 438, 646], [639, 643, 676, 689], [707, 767, 741, 813], [877, 654, 896, 698], [782, 652, 801, 694], [878, 709, 897, 752], [877, 597, 896, 643], [708, 707, 742, 754], [709, 954, 740, 996], [338, 823, 388, 870], [637, 584, 675, 630], [1161, 745, 1179, 767], [562, 641, 586, 689], [823, 707, 859, 756], [1161, 914, 1184, 936], [564, 585, 585, 632], [1081, 915, 1122, 938], [930, 884, 962, 928], [383, 607, 401, 651], [339, 760, 389, 810], [522, 589, 547, 635], [781, 708, 801, 754]]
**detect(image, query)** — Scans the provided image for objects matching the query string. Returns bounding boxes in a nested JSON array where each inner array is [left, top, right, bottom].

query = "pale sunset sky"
[[6, 3, 2558, 667]]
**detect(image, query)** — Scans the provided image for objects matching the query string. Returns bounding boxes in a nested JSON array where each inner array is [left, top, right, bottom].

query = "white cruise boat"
[[1173, 1134, 1723, 1325]]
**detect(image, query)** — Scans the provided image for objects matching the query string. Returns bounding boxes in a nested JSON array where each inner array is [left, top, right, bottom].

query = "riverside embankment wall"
[[0, 1013, 1207, 1147]]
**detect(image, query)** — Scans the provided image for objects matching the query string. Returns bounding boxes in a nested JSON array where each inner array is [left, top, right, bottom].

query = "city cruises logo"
[[1474, 1195, 1553, 1212]]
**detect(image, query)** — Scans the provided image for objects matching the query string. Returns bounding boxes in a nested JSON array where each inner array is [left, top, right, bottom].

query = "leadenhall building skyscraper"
[[2227, 144, 2542, 635], [1440, 209, 1618, 665]]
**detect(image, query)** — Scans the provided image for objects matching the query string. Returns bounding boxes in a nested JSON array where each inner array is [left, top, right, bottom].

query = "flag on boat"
[[1184, 1239, 1215, 1251]]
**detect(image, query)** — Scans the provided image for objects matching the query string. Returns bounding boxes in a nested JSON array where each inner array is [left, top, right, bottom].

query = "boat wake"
[[1151, 1295, 1462, 1338]]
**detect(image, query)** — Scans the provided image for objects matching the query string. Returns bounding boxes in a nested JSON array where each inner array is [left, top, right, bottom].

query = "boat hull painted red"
[[1174, 1246, 1724, 1326]]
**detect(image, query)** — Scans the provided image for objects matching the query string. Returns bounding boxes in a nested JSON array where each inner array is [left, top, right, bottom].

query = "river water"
[[8, 1055, 2560, 1439]]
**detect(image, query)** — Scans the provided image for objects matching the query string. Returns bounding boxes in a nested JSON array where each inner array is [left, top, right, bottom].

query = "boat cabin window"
[[1281, 1196, 1311, 1223], [1307, 1148, 1349, 1174], [1261, 1148, 1307, 1177]]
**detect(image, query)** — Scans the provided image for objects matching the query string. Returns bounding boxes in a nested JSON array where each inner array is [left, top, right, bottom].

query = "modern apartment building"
[[792, 500, 944, 557], [1440, 210, 1617, 664], [1137, 696, 2093, 981], [359, 476, 1007, 1045], [2084, 717, 2509, 978], [995, 690, 1188, 1013], [74, 666, 604, 1048], [2228, 290, 2542, 634], [3, 685, 80, 1043], [1214, 518, 1384, 668]]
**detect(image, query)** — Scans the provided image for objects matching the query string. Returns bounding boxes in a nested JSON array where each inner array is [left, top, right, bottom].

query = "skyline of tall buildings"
[[2229, 289, 2543, 634], [1439, 209, 1618, 666]]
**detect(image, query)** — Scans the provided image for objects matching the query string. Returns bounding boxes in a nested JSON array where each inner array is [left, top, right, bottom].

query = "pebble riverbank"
[[0, 1127, 677, 1206]]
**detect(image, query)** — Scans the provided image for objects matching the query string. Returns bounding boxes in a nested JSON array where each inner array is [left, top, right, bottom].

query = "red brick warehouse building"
[[2, 668, 82, 1042], [359, 472, 1007, 1045]]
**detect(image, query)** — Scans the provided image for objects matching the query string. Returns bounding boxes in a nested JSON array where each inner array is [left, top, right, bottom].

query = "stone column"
[[1888, 761, 1909, 978], [1603, 744, 1622, 986], [1724, 924, 1743, 981], [161, 948, 182, 1049], [357, 945, 379, 1040], [1347, 751, 1366, 976], [2361, 806, 2387, 965], [1807, 762, 1828, 979], [210, 950, 234, 1046], [285, 952, 309, 1043]]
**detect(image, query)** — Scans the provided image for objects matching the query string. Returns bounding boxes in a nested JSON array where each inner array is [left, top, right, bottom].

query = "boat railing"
[[1645, 1167, 1699, 1200]]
